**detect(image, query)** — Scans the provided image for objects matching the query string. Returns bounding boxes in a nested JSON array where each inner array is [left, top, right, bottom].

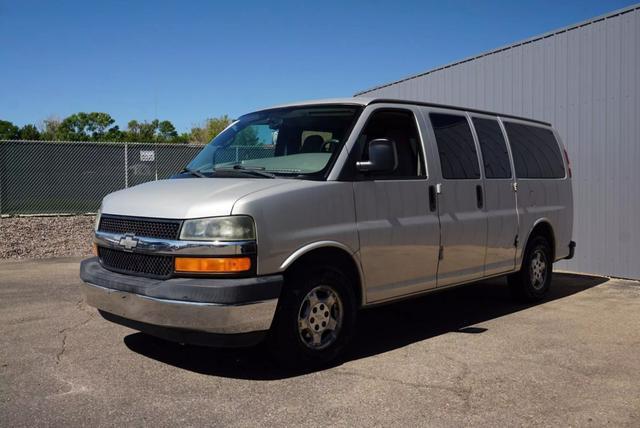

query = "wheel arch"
[[279, 242, 365, 307], [522, 219, 556, 264]]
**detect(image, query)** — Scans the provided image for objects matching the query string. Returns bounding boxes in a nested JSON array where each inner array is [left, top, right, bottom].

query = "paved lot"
[[1, 258, 639, 427]]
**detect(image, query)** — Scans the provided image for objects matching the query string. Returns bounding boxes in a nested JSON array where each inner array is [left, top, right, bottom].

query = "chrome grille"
[[98, 247, 173, 278], [99, 215, 181, 240]]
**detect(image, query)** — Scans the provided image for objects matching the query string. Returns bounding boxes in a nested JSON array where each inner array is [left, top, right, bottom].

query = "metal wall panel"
[[356, 5, 640, 279]]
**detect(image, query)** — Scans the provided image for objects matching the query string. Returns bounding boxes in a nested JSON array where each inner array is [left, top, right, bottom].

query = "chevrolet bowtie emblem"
[[118, 234, 139, 251]]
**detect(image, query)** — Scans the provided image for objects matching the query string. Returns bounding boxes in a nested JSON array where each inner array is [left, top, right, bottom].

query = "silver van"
[[80, 98, 575, 366]]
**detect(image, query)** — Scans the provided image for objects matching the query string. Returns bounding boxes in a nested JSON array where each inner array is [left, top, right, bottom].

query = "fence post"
[[0, 142, 3, 215], [235, 146, 239, 162], [155, 143, 158, 181], [124, 142, 129, 188]]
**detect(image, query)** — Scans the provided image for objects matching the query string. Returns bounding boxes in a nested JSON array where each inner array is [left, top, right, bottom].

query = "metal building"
[[355, 4, 640, 280]]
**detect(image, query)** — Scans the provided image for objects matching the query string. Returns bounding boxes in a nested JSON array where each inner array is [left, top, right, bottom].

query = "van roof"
[[257, 97, 551, 127]]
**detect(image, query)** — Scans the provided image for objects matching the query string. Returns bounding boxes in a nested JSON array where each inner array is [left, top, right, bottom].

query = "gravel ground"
[[0, 215, 95, 259]]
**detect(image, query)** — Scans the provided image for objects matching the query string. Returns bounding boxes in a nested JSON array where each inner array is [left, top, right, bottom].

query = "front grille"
[[99, 215, 181, 240], [98, 247, 173, 278]]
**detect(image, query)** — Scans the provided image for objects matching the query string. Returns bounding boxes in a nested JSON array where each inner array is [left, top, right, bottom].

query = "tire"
[[267, 264, 357, 368], [508, 235, 553, 302]]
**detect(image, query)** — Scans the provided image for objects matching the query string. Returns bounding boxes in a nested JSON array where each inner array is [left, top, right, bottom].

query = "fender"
[[518, 217, 556, 266], [279, 241, 367, 306]]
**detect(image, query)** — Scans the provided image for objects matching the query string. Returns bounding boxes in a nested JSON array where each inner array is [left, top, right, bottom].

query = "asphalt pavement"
[[1, 257, 639, 427]]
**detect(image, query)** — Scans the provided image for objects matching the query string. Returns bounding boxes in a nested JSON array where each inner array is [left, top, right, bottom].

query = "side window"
[[357, 110, 425, 178], [472, 118, 512, 179], [429, 113, 480, 179], [504, 122, 565, 178]]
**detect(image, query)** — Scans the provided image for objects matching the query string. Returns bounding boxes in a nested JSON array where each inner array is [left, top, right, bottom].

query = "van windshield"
[[185, 105, 362, 179]]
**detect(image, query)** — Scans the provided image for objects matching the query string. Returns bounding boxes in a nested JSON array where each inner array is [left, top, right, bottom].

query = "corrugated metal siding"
[[357, 6, 640, 279]]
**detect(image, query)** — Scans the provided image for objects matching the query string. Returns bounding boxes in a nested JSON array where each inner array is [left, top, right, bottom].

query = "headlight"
[[180, 216, 255, 241], [94, 206, 102, 231]]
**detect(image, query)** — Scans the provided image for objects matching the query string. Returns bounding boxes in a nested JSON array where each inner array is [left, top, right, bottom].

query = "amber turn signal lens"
[[92, 243, 98, 256], [174, 257, 251, 273]]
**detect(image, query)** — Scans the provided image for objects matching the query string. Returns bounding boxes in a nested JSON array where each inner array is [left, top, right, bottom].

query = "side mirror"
[[356, 138, 398, 173]]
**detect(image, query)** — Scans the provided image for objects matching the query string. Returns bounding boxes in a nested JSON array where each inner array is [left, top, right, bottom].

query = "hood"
[[101, 178, 292, 219]]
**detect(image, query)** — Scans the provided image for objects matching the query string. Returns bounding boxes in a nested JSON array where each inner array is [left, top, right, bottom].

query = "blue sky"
[[0, 0, 636, 133]]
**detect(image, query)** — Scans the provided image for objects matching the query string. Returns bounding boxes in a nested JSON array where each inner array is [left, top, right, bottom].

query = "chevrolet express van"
[[80, 98, 575, 366]]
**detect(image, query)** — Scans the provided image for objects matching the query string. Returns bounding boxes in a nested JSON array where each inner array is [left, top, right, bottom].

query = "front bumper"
[[80, 258, 282, 346]]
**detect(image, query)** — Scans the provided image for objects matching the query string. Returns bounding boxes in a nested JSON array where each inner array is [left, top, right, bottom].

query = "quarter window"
[[472, 118, 512, 179], [430, 113, 480, 179], [504, 122, 565, 178]]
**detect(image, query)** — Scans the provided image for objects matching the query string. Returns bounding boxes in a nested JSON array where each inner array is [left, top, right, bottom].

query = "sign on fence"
[[139, 150, 155, 162]]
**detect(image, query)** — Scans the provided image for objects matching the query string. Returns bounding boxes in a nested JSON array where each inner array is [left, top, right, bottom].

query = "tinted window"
[[430, 113, 480, 179], [504, 122, 565, 178], [473, 118, 512, 179], [357, 110, 425, 179]]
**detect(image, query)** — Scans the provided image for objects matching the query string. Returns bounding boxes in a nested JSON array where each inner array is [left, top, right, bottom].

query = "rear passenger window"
[[430, 113, 480, 179], [472, 118, 512, 179], [504, 122, 565, 178]]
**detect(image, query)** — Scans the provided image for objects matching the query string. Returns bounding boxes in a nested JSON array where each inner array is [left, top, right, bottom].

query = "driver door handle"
[[476, 185, 484, 210], [429, 185, 437, 212]]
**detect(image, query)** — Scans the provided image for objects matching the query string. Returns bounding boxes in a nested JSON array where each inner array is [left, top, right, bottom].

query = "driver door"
[[351, 106, 441, 303]]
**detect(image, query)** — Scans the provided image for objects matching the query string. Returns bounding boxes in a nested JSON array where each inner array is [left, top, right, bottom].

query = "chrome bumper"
[[82, 281, 278, 334]]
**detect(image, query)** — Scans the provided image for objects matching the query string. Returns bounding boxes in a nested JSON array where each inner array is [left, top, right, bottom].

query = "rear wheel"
[[268, 264, 357, 368], [508, 236, 553, 302]]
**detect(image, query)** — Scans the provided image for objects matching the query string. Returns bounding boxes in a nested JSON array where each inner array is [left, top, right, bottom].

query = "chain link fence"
[[0, 140, 272, 216]]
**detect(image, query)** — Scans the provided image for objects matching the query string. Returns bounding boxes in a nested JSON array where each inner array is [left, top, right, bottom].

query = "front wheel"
[[508, 236, 553, 302], [268, 265, 357, 368]]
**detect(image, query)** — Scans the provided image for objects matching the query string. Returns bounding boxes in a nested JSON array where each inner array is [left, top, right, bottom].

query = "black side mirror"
[[356, 138, 398, 173]]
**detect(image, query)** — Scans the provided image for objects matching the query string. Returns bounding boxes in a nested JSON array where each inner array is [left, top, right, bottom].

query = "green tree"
[[86, 112, 117, 140], [0, 120, 19, 139], [125, 120, 141, 141], [56, 112, 119, 141], [18, 124, 41, 140], [124, 119, 185, 143], [40, 117, 61, 140], [157, 120, 178, 142], [103, 126, 125, 141], [138, 119, 160, 142], [189, 115, 233, 144], [175, 132, 191, 144]]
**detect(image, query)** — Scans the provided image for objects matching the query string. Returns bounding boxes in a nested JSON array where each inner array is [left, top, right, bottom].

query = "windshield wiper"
[[179, 168, 208, 178], [214, 165, 276, 178]]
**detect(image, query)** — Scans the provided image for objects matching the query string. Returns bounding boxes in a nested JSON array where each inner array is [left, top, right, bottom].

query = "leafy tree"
[[175, 132, 191, 144], [124, 119, 183, 143], [56, 112, 119, 141], [0, 120, 19, 139], [125, 120, 141, 141], [86, 112, 117, 140], [103, 126, 125, 141], [18, 124, 41, 140], [40, 117, 61, 140], [157, 120, 178, 142], [189, 115, 233, 144], [6, 113, 237, 144], [137, 119, 160, 142]]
